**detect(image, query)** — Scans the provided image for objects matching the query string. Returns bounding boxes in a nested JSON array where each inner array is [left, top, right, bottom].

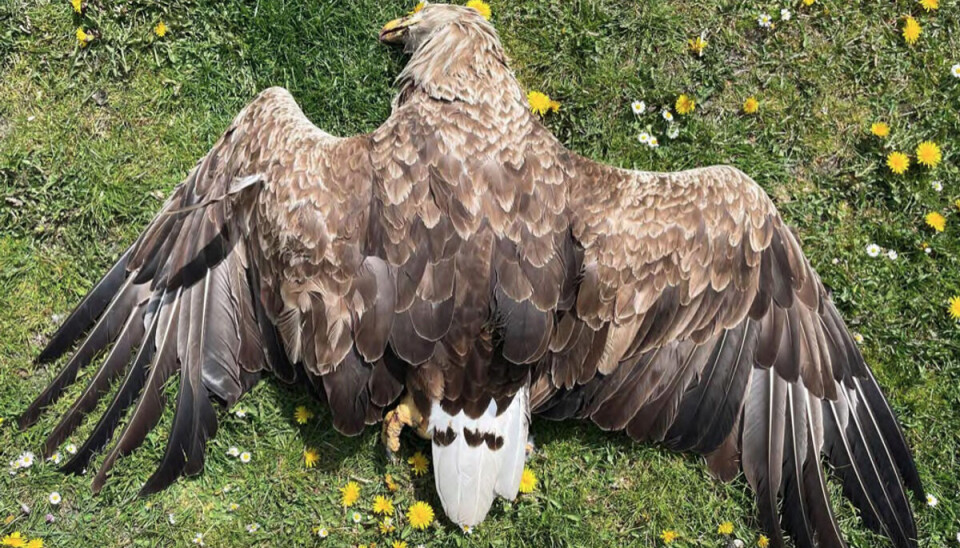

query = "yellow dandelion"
[[903, 16, 921, 45], [408, 451, 429, 476], [384, 473, 398, 492], [743, 97, 759, 114], [392, 541, 407, 548], [373, 495, 394, 516], [406, 501, 434, 530], [70, 0, 82, 13], [916, 141, 941, 168], [76, 27, 91, 47], [718, 521, 734, 535], [294, 405, 314, 424], [688, 36, 707, 56], [955, 199, 960, 211], [660, 530, 678, 544], [25, 540, 42, 548], [886, 151, 909, 175], [758, 535, 771, 548], [949, 296, 960, 320], [518, 468, 538, 494], [675, 94, 695, 115], [410, 1, 425, 14], [1, 532, 25, 548], [527, 91, 553, 116], [870, 122, 890, 138], [379, 518, 396, 534], [925, 212, 946, 232], [303, 448, 319, 468], [802, 0, 815, 5], [340, 481, 360, 508], [154, 21, 168, 38], [919, 0, 938, 11], [466, 0, 491, 20], [548, 100, 561, 113]]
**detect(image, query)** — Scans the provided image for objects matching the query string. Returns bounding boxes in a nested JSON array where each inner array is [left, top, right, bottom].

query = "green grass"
[[1, 0, 959, 546]]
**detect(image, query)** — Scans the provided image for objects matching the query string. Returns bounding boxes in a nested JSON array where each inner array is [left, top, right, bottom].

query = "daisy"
[[853, 333, 864, 344], [925, 212, 946, 232], [351, 511, 362, 523], [667, 125, 679, 139], [924, 245, 932, 255], [379, 517, 396, 534], [631, 100, 646, 115], [192, 533, 204, 545], [916, 141, 942, 168], [65, 444, 77, 455], [866, 244, 882, 257], [926, 493, 938, 507], [408, 452, 429, 476], [781, 8, 791, 20], [648, 137, 659, 148], [317, 527, 329, 538], [228, 503, 239, 512], [638, 132, 651, 144], [48, 492, 61, 505], [757, 13, 773, 28], [662, 110, 674, 122], [341, 481, 360, 507], [887, 250, 898, 260], [407, 501, 434, 530], [245, 523, 260, 533], [952, 64, 960, 78], [18, 452, 35, 468], [519, 468, 538, 493], [234, 408, 247, 418], [48, 452, 61, 465], [167, 513, 176, 525], [227, 446, 240, 457], [239, 451, 251, 464], [931, 181, 943, 192]]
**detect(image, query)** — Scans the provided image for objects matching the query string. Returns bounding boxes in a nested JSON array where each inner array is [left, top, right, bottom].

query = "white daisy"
[[733, 540, 745, 548], [168, 513, 176, 525], [637, 132, 650, 144], [831, 258, 840, 264], [234, 408, 247, 418], [351, 511, 362, 523], [667, 125, 680, 139], [48, 452, 62, 465], [462, 524, 474, 535], [887, 250, 898, 260], [956, 531, 960, 543], [662, 110, 674, 122], [239, 451, 251, 463], [758, 13, 773, 28], [222, 484, 232, 493], [931, 180, 943, 192], [48, 492, 61, 505], [925, 246, 933, 255], [245, 523, 260, 533], [866, 243, 881, 257], [853, 333, 864, 344], [18, 452, 35, 468], [227, 446, 240, 457], [317, 527, 329, 538], [781, 8, 791, 20], [648, 137, 659, 148], [228, 502, 239, 512], [631, 100, 646, 115], [951, 64, 960, 78], [65, 444, 77, 455], [192, 532, 205, 545], [926, 493, 938, 507]]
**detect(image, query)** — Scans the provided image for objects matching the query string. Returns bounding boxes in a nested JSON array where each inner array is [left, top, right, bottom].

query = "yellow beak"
[[379, 17, 408, 44]]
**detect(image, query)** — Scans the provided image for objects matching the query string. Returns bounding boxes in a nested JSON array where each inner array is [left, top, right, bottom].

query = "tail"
[[429, 384, 529, 526]]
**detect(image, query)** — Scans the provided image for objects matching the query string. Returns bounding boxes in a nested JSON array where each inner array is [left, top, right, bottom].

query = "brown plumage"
[[20, 3, 921, 545]]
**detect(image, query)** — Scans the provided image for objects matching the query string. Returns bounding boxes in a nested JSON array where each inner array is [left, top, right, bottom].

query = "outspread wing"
[[535, 159, 923, 548], [18, 87, 404, 493]]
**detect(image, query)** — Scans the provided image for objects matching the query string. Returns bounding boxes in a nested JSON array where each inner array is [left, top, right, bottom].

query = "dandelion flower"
[[781, 9, 792, 20], [466, 0, 491, 20], [662, 110, 674, 122], [688, 36, 707, 56], [48, 492, 61, 505], [2, 532, 25, 547], [192, 533, 204, 546], [915, 141, 941, 168], [25, 540, 41, 548], [758, 535, 771, 548], [239, 451, 251, 463], [866, 243, 882, 257], [870, 122, 890, 138], [351, 511, 363, 523], [227, 446, 240, 457], [341, 481, 360, 507], [304, 448, 319, 468], [154, 21, 168, 38], [384, 473, 398, 492], [926, 493, 938, 507], [70, 0, 82, 13], [949, 296, 960, 321], [631, 100, 646, 115], [76, 27, 91, 47], [393, 541, 408, 548], [660, 530, 678, 544], [919, 0, 938, 11], [718, 521, 734, 535], [65, 444, 77, 455], [802, 0, 815, 5], [887, 250, 898, 260], [407, 501, 434, 530], [853, 333, 864, 344], [294, 405, 314, 424], [527, 91, 552, 116], [245, 523, 260, 533], [757, 13, 773, 28], [743, 97, 759, 114], [925, 212, 946, 232], [519, 468, 538, 493], [903, 17, 921, 45], [675, 94, 695, 115], [952, 64, 960, 78], [408, 452, 429, 476], [379, 517, 396, 534], [373, 495, 394, 516], [886, 152, 909, 175]]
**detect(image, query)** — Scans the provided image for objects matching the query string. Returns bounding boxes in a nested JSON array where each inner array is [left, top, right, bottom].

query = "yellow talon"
[[382, 393, 428, 454]]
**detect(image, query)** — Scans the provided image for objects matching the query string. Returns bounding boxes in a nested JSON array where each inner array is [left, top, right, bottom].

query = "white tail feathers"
[[430, 386, 529, 526]]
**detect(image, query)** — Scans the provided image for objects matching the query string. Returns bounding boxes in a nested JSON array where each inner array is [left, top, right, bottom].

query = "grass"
[[1, 0, 959, 546]]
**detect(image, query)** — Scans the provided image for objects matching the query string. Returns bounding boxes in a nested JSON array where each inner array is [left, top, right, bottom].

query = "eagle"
[[19, 4, 922, 547]]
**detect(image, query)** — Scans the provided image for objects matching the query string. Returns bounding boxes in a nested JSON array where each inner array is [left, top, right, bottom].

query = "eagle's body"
[[20, 5, 922, 547]]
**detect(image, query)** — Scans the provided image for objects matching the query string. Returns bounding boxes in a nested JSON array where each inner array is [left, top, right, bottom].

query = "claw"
[[381, 393, 427, 456]]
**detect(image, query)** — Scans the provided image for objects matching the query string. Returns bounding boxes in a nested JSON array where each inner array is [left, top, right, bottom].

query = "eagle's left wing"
[[537, 158, 923, 548]]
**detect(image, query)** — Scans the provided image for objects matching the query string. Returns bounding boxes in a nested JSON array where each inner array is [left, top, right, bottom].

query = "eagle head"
[[379, 3, 492, 52]]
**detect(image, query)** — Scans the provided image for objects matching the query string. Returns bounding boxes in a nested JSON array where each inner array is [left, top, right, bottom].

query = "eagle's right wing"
[[18, 87, 403, 493]]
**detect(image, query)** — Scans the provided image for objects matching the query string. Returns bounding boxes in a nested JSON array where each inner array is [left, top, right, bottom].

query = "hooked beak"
[[379, 16, 412, 45]]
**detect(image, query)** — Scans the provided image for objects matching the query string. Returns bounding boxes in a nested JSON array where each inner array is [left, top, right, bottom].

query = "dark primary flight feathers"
[[20, 3, 922, 546]]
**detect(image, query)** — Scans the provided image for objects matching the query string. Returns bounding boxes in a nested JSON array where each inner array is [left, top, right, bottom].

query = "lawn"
[[1, 0, 959, 546]]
